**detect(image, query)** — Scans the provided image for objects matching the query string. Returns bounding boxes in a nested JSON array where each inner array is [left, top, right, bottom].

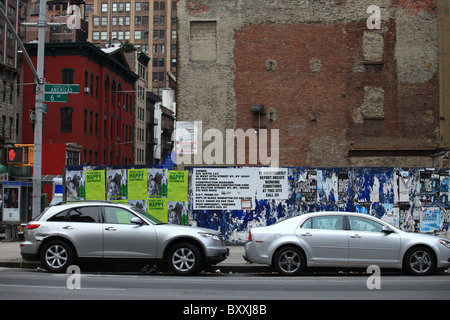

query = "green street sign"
[[44, 93, 68, 102], [45, 84, 80, 94]]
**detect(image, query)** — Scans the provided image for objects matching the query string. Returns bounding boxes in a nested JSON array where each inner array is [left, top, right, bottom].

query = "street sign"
[[44, 93, 68, 102], [44, 84, 80, 94]]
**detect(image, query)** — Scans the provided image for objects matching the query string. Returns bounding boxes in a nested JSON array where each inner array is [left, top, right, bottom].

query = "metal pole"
[[32, 0, 47, 218]]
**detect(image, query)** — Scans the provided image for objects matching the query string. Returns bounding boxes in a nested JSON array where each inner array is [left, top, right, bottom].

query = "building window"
[[83, 108, 87, 133], [61, 68, 74, 84], [60, 106, 73, 132], [95, 112, 98, 136], [102, 3, 108, 12]]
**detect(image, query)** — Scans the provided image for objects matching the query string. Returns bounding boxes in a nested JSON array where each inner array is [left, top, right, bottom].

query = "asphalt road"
[[0, 267, 449, 302]]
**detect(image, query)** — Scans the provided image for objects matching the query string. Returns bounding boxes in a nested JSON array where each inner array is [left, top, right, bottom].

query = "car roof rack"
[[53, 200, 119, 206]]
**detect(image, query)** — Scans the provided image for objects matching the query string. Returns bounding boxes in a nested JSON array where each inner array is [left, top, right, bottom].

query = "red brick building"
[[22, 42, 138, 165]]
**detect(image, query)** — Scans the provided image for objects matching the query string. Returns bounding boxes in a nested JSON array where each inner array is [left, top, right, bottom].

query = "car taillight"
[[26, 224, 40, 230], [248, 230, 252, 242]]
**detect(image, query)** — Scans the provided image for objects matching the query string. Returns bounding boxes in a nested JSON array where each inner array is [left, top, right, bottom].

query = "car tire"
[[40, 240, 75, 273], [404, 246, 435, 276], [273, 246, 305, 276], [167, 243, 203, 276]]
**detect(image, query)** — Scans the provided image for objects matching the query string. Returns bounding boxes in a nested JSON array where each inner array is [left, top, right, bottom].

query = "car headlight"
[[198, 232, 221, 242], [438, 239, 450, 249]]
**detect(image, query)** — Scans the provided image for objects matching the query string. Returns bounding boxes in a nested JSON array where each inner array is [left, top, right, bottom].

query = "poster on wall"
[[106, 168, 127, 200], [421, 207, 442, 233], [168, 170, 188, 201], [147, 168, 168, 197], [128, 168, 147, 200], [148, 198, 168, 222], [256, 168, 288, 200], [192, 168, 255, 210], [175, 121, 198, 154], [297, 170, 317, 203], [168, 201, 189, 225], [2, 182, 20, 223], [65, 170, 84, 201], [85, 169, 106, 200]]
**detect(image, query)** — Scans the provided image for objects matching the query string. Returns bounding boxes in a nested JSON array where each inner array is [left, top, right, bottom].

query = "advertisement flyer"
[[2, 183, 21, 223], [128, 168, 147, 200], [168, 170, 188, 201], [85, 169, 106, 200], [148, 198, 168, 223]]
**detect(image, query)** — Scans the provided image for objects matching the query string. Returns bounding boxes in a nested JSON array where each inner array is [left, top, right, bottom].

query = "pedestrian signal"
[[7, 147, 24, 164]]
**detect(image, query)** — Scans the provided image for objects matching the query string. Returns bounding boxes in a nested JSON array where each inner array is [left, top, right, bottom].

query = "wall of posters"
[[65, 166, 188, 225], [65, 166, 450, 243]]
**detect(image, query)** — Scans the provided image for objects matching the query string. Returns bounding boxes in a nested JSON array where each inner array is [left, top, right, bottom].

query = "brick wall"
[[177, 0, 439, 167]]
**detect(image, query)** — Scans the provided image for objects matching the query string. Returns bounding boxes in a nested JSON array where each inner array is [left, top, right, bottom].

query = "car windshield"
[[130, 206, 165, 225]]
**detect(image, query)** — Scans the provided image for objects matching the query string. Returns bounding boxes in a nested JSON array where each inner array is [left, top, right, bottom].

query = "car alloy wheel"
[[405, 246, 435, 276], [167, 243, 202, 275], [274, 246, 305, 276], [40, 240, 75, 273]]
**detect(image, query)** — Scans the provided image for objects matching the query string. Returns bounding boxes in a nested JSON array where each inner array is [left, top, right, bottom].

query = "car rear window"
[[47, 206, 100, 223]]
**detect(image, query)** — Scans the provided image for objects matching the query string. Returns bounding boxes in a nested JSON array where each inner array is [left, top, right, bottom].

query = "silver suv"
[[20, 201, 229, 275]]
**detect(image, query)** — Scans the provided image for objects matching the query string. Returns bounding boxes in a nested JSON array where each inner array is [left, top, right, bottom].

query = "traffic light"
[[6, 147, 24, 164]]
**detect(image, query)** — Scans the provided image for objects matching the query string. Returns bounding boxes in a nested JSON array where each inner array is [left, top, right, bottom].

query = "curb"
[[0, 260, 271, 273]]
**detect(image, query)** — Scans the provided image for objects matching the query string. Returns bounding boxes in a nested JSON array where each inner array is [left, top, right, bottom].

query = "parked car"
[[21, 201, 229, 275], [244, 211, 450, 276]]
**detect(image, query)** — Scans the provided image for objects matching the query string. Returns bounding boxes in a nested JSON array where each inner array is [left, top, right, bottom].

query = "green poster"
[[85, 170, 105, 200], [148, 198, 168, 223], [128, 169, 147, 199], [168, 171, 188, 201]]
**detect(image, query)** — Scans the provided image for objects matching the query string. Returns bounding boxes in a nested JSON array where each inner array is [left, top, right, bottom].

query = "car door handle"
[[62, 226, 74, 230], [350, 234, 361, 238], [105, 227, 117, 231], [300, 232, 312, 237]]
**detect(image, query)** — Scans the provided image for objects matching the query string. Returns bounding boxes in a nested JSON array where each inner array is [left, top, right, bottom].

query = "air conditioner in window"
[[84, 87, 90, 93]]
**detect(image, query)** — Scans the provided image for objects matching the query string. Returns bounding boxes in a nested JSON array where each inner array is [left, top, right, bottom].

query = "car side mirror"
[[131, 217, 144, 225], [382, 225, 394, 234]]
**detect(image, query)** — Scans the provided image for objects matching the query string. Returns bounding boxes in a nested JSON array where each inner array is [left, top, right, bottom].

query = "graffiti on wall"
[[188, 167, 450, 243]]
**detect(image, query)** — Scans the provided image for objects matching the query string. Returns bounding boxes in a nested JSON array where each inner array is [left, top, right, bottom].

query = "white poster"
[[175, 121, 198, 154], [193, 168, 255, 210], [256, 168, 289, 200]]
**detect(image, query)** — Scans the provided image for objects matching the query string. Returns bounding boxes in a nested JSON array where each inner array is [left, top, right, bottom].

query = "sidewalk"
[[0, 238, 270, 273]]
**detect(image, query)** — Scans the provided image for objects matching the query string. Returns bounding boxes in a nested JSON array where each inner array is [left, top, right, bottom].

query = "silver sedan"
[[244, 211, 450, 276]]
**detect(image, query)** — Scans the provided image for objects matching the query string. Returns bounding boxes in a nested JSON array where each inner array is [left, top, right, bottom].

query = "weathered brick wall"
[[177, 0, 439, 168]]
